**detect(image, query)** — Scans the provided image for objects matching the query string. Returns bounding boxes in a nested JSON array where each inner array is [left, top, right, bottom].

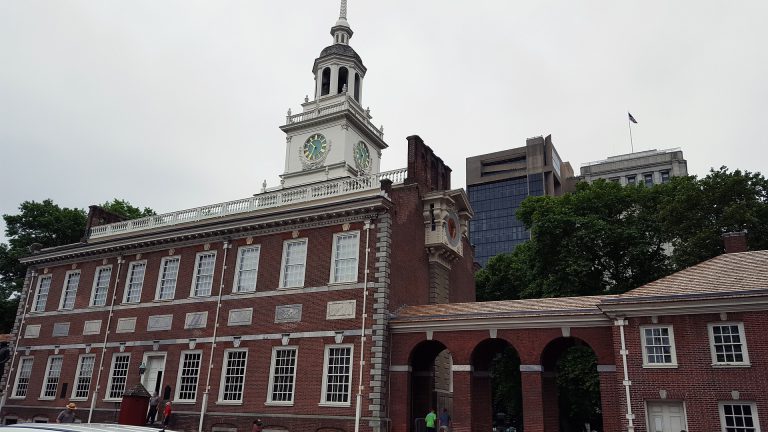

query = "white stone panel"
[[52, 322, 70, 337], [275, 304, 302, 323], [228, 308, 253, 326], [326, 300, 356, 320], [83, 320, 102, 335], [147, 315, 173, 331], [185, 312, 208, 329], [24, 324, 41, 339], [116, 317, 137, 333]]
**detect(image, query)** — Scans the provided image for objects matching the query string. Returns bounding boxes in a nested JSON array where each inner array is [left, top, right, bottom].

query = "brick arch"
[[469, 338, 522, 432]]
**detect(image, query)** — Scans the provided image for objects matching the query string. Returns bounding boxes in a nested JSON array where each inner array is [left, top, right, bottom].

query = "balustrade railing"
[[88, 168, 408, 239], [285, 98, 383, 139]]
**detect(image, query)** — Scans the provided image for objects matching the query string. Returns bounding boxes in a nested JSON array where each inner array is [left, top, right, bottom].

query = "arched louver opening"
[[321, 67, 331, 96], [338, 67, 349, 94], [354, 73, 361, 101]]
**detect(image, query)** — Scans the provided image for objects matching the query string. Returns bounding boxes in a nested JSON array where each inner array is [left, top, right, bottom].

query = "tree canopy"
[[0, 199, 153, 333], [477, 167, 768, 301]]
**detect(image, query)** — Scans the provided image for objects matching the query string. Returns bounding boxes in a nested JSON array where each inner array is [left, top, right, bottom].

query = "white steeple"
[[331, 0, 353, 45], [278, 0, 387, 188]]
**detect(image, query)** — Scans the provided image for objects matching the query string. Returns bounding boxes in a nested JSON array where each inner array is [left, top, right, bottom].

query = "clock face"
[[354, 141, 371, 172], [303, 133, 328, 162], [445, 211, 461, 247]]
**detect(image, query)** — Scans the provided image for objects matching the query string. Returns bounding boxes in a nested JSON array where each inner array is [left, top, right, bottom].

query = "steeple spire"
[[331, 0, 353, 45]]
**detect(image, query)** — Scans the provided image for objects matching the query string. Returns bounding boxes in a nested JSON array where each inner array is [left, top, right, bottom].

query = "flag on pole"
[[628, 112, 638, 124]]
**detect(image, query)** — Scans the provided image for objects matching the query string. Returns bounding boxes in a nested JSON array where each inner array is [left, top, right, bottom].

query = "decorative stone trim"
[[83, 320, 102, 335], [147, 314, 173, 331], [519, 364, 544, 372], [52, 322, 70, 337], [228, 308, 253, 326], [451, 364, 473, 372], [326, 300, 356, 320], [275, 304, 303, 323], [185, 312, 208, 329], [24, 324, 41, 339], [597, 365, 617, 372], [116, 317, 137, 333]]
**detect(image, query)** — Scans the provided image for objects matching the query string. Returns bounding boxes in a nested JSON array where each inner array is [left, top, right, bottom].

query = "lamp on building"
[[138, 362, 146, 376]]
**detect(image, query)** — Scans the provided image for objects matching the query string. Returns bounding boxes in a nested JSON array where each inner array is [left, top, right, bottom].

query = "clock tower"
[[279, 0, 387, 188]]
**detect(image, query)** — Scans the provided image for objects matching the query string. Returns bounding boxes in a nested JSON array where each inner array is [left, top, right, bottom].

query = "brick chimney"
[[722, 231, 748, 254]]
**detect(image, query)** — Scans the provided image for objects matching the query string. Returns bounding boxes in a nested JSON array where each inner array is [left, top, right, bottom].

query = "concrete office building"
[[466, 135, 574, 266], [580, 148, 688, 187]]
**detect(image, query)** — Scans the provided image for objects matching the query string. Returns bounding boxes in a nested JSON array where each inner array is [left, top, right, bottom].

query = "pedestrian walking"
[[162, 401, 172, 429], [56, 403, 77, 423], [146, 392, 160, 424], [439, 408, 451, 431], [425, 407, 437, 432], [252, 418, 264, 432]]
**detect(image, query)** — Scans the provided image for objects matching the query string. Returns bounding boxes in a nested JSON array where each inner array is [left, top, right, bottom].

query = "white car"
[[0, 424, 175, 432]]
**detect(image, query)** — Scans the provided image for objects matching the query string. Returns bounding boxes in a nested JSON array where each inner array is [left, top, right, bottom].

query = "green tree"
[[101, 199, 155, 220], [0, 199, 154, 333], [556, 346, 601, 430]]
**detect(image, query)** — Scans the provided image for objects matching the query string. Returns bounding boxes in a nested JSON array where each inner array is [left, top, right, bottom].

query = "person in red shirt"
[[162, 401, 172, 429]]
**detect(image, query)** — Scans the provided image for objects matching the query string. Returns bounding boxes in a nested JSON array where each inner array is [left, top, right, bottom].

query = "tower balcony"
[[282, 94, 384, 144]]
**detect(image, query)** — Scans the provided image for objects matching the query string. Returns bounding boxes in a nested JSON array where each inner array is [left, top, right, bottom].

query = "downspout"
[[199, 240, 231, 432], [89, 256, 124, 423], [354, 220, 372, 432], [0, 268, 37, 412], [616, 318, 635, 432]]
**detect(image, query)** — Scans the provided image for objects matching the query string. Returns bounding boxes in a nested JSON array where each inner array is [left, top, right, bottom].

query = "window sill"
[[8, 396, 26, 400], [232, 290, 257, 295], [189, 295, 212, 299], [38, 397, 56, 401], [328, 280, 357, 286], [277, 286, 303, 290], [153, 298, 175, 303], [318, 402, 352, 408], [69, 397, 88, 402], [88, 304, 106, 309], [265, 401, 294, 407], [712, 362, 751, 368], [172, 400, 197, 404], [215, 401, 244, 406], [641, 363, 678, 369], [103, 398, 123, 403]]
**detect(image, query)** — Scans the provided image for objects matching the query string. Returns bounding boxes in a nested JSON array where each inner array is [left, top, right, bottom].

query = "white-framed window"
[[175, 350, 202, 402], [32, 275, 52, 312], [11, 357, 34, 398], [40, 356, 63, 399], [191, 252, 216, 297], [156, 256, 180, 300], [320, 344, 353, 406], [709, 322, 750, 366], [218, 349, 247, 403], [106, 353, 131, 400], [720, 402, 760, 432], [71, 354, 96, 400], [640, 325, 677, 367], [233, 245, 260, 293], [643, 173, 654, 187], [626, 175, 637, 185], [330, 231, 359, 283], [267, 347, 298, 405], [90, 266, 112, 307], [123, 261, 146, 303], [59, 271, 80, 310], [661, 170, 671, 183], [279, 239, 307, 288]]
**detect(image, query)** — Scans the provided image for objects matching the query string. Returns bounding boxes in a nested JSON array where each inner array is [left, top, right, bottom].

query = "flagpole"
[[627, 114, 634, 153]]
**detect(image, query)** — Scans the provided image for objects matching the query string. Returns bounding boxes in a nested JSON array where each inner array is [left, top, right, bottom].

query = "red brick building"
[[388, 245, 768, 432], [2, 1, 767, 431]]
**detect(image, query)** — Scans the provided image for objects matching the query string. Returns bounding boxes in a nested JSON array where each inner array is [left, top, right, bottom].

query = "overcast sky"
[[1, 0, 767, 241]]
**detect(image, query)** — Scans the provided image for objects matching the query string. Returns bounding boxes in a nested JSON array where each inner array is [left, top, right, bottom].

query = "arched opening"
[[472, 338, 522, 432], [321, 67, 331, 96], [540, 337, 603, 432], [354, 74, 361, 101], [409, 340, 453, 432], [338, 67, 349, 94]]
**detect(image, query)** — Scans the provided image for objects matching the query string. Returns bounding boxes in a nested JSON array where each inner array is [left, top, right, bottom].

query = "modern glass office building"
[[466, 135, 573, 266]]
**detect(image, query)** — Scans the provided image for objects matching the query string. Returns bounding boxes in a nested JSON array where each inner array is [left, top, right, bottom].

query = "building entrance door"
[[647, 402, 687, 432], [142, 354, 166, 395]]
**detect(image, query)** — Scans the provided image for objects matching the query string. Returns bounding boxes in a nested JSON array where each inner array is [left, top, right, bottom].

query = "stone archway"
[[470, 338, 522, 432], [540, 337, 603, 432], [408, 340, 454, 432]]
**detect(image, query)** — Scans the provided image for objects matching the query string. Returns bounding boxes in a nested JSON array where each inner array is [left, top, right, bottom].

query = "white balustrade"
[[88, 168, 408, 239], [285, 98, 383, 139]]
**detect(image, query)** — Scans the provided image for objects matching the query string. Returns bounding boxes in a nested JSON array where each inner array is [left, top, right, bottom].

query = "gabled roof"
[[607, 250, 768, 302]]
